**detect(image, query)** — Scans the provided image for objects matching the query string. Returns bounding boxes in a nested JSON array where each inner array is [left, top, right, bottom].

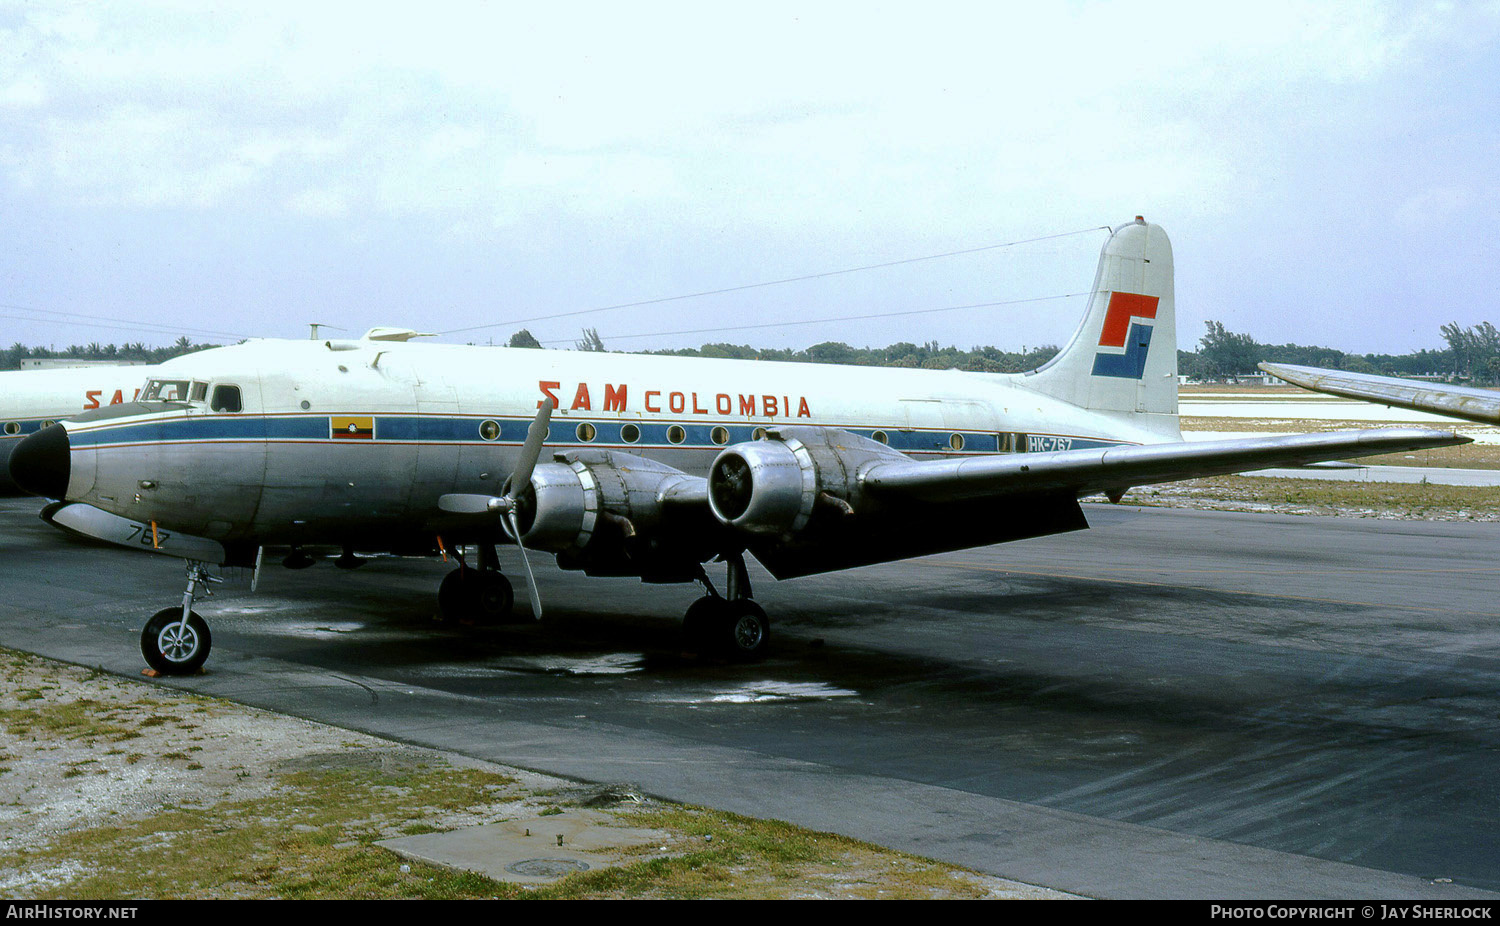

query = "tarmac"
[[2, 497, 1498, 899]]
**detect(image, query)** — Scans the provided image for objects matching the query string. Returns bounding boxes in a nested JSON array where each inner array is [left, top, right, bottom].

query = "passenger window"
[[211, 385, 242, 413]]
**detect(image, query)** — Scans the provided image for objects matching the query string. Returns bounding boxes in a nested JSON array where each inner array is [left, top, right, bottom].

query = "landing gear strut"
[[684, 552, 769, 661], [141, 560, 218, 675], [437, 544, 515, 623]]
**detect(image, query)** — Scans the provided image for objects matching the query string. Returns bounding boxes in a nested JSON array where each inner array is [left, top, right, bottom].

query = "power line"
[[441, 224, 1109, 337], [0, 303, 252, 343], [535, 290, 1097, 346]]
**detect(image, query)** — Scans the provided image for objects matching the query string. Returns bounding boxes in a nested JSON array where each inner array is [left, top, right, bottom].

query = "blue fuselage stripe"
[[67, 414, 1129, 453]]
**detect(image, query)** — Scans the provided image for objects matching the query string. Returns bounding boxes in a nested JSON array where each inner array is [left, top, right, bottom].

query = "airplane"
[[7, 218, 1468, 676], [1260, 362, 1500, 425], [0, 363, 160, 493], [0, 329, 428, 495]]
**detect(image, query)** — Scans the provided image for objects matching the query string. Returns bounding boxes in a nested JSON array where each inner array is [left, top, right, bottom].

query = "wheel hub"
[[157, 623, 200, 663], [732, 614, 764, 650]]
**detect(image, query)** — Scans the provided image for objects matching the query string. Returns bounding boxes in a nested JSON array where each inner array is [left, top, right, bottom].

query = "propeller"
[[439, 398, 554, 619]]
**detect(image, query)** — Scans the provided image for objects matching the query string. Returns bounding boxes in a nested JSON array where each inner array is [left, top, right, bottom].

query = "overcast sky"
[[2, 1, 1497, 356]]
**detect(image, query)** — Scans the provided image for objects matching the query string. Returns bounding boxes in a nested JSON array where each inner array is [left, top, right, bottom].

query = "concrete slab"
[[378, 809, 672, 885]]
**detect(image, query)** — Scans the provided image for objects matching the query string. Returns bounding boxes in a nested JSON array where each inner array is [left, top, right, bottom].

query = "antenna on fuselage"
[[308, 323, 346, 340]]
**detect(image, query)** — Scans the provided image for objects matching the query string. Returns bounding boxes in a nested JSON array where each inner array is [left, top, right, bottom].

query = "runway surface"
[[1, 496, 1497, 900]]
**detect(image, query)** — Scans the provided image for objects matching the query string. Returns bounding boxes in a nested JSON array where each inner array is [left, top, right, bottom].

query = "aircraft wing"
[[859, 427, 1468, 502], [1260, 362, 1500, 425]]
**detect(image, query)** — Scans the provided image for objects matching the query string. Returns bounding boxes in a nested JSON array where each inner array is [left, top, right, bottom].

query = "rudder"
[[1023, 217, 1177, 433]]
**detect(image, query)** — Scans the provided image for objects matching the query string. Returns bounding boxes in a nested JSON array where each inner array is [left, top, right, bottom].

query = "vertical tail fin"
[[1023, 217, 1177, 433]]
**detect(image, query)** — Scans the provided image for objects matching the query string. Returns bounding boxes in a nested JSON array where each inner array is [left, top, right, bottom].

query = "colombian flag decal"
[[330, 416, 375, 440]]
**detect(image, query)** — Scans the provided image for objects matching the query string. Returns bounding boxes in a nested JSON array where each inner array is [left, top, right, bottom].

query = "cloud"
[[1, 1, 1496, 350]]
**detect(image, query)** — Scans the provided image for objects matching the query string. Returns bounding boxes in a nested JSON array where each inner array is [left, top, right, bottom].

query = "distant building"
[[18, 359, 149, 370]]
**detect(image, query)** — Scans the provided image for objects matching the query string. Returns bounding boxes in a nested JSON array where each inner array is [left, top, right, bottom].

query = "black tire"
[[723, 600, 770, 661], [681, 596, 721, 651], [475, 572, 515, 623], [141, 608, 212, 675], [682, 597, 769, 661], [437, 568, 471, 621]]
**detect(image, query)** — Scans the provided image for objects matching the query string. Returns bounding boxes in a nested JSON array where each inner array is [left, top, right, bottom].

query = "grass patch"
[[0, 646, 1047, 900], [1180, 417, 1500, 469], [2, 759, 999, 900], [1135, 475, 1500, 519], [4, 763, 531, 900], [526, 807, 997, 900], [0, 700, 147, 743]]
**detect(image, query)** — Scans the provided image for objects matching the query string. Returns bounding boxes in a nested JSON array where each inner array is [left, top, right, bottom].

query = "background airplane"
[[1260, 362, 1500, 425], [0, 328, 429, 495], [8, 219, 1467, 675], [0, 363, 160, 494]]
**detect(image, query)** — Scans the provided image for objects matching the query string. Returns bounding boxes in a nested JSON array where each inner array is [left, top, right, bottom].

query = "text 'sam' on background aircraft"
[[1260, 362, 1500, 425], [7, 218, 1469, 676]]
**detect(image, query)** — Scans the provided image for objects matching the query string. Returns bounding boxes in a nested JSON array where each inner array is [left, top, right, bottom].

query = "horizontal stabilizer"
[[1261, 363, 1500, 425], [862, 427, 1469, 502]]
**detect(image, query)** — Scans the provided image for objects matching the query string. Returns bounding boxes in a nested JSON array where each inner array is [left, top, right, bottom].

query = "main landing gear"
[[437, 543, 516, 623], [141, 560, 218, 675], [685, 552, 769, 661]]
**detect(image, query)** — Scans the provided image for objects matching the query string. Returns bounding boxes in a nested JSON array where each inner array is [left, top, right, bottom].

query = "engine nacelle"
[[510, 450, 702, 555], [707, 426, 1090, 581], [707, 427, 901, 537], [514, 460, 600, 552]]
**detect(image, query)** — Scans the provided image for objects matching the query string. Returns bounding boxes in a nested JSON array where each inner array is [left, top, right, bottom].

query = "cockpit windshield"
[[141, 379, 194, 402]]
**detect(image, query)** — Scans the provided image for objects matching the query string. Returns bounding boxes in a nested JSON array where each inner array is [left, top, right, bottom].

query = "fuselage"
[[42, 337, 1182, 547]]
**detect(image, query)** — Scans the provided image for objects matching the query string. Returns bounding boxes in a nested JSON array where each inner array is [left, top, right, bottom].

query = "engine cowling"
[[511, 459, 601, 552], [707, 427, 902, 537], [707, 439, 815, 535], [508, 450, 705, 559]]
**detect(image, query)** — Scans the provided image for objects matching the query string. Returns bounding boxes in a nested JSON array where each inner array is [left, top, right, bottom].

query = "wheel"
[[438, 569, 514, 623], [723, 600, 770, 661], [475, 572, 514, 622], [437, 568, 471, 621], [141, 608, 212, 675], [681, 596, 721, 651], [682, 597, 770, 661]]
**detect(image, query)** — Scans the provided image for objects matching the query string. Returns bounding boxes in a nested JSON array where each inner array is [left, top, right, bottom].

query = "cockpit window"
[[141, 379, 192, 401], [190, 382, 208, 402], [211, 385, 243, 413]]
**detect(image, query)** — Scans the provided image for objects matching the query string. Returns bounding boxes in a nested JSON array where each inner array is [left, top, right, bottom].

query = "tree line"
[[1, 337, 217, 371], [507, 326, 1064, 372], [10, 319, 1496, 383], [1184, 320, 1499, 383]]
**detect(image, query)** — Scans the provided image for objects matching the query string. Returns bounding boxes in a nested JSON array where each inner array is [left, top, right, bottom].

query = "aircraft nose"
[[9, 424, 71, 499]]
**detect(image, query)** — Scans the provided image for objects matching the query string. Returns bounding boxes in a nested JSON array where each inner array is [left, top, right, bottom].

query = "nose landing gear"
[[141, 560, 218, 675]]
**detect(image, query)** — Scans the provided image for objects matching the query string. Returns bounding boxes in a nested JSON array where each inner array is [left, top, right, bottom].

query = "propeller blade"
[[509, 398, 554, 495], [507, 510, 543, 620], [438, 493, 503, 514]]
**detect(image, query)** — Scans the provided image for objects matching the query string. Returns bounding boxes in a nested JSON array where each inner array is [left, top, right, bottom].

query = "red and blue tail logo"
[[1092, 292, 1161, 379]]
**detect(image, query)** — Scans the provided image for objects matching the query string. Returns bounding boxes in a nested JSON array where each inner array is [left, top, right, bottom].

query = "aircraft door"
[[256, 354, 416, 539], [381, 353, 460, 509], [898, 397, 998, 454]]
